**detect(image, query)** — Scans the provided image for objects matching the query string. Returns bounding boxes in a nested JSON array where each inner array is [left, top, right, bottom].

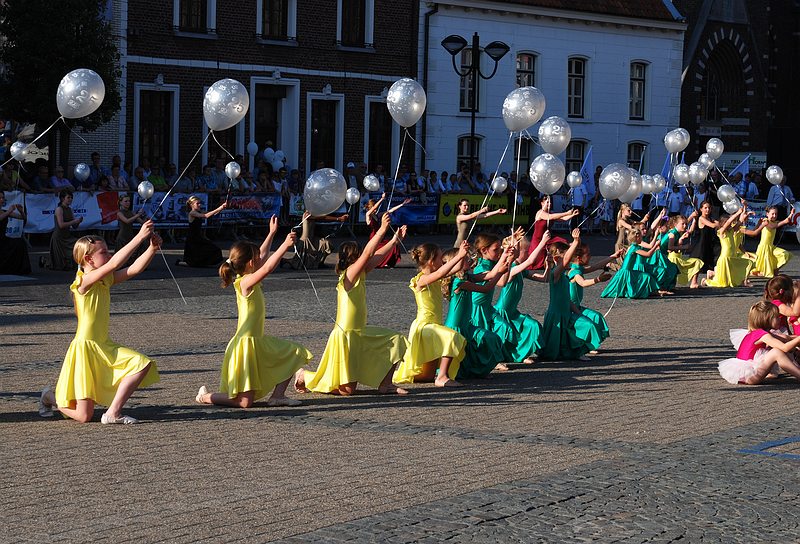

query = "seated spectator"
[[128, 166, 147, 193], [148, 168, 168, 191], [440, 171, 452, 193], [287, 169, 302, 194], [239, 171, 256, 193], [88, 151, 109, 186], [257, 171, 273, 192], [107, 165, 128, 190], [96, 175, 112, 192], [165, 163, 179, 187], [270, 171, 284, 194], [33, 165, 52, 193], [172, 166, 194, 193], [449, 173, 461, 193], [122, 158, 132, 182], [253, 158, 267, 181], [197, 165, 215, 193], [48, 166, 74, 193], [211, 158, 227, 189], [140, 157, 152, 179], [474, 172, 487, 193]]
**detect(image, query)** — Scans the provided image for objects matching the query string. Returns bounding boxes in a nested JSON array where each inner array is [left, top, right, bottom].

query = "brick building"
[[70, 0, 418, 176]]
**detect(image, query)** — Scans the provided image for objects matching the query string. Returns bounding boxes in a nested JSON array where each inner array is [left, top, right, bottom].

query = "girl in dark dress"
[[178, 195, 227, 267], [0, 193, 30, 274], [691, 200, 718, 273], [46, 190, 82, 270], [526, 195, 576, 270]]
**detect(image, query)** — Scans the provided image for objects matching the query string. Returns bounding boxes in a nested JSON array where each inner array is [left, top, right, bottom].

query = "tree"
[[0, 0, 121, 164]]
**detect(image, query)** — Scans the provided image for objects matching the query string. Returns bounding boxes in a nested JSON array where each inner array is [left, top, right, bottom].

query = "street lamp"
[[442, 32, 509, 176]]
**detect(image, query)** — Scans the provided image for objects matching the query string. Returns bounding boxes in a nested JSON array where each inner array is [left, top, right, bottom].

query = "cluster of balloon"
[[502, 86, 546, 132], [566, 171, 582, 189], [260, 147, 286, 172], [56, 68, 106, 119], [203, 78, 249, 132], [538, 116, 571, 155], [363, 174, 380, 192], [74, 163, 90, 182], [598, 163, 632, 200], [345, 187, 361, 206], [386, 78, 426, 127], [619, 168, 642, 203], [529, 153, 565, 196], [491, 176, 508, 193], [723, 199, 743, 214], [663, 128, 690, 154], [303, 168, 348, 216]]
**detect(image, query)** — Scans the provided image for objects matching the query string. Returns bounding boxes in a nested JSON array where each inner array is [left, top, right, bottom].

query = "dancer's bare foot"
[[434, 376, 462, 387], [494, 363, 510, 372], [522, 356, 536, 365], [700, 278, 709, 287], [690, 282, 700, 289], [707, 270, 716, 279], [195, 385, 210, 404], [658, 290, 674, 297], [743, 280, 754, 288], [293, 369, 308, 393], [378, 385, 409, 395], [589, 350, 599, 355]]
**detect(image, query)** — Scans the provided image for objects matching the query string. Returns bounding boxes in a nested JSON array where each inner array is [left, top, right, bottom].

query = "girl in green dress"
[[568, 243, 622, 348], [640, 210, 679, 293], [601, 228, 662, 299]]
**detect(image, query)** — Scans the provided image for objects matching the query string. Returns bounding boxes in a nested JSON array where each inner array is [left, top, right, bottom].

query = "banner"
[[438, 193, 529, 225], [359, 192, 438, 226], [218, 194, 282, 221], [133, 192, 203, 227]]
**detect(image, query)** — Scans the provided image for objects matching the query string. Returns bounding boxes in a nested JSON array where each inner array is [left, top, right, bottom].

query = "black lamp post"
[[442, 32, 509, 176]]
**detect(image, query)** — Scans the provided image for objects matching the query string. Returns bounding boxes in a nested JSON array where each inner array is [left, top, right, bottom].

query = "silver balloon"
[[203, 78, 250, 131], [529, 153, 565, 195], [537, 116, 571, 155], [664, 130, 683, 154], [386, 78, 426, 128], [717, 184, 736, 202], [363, 174, 380, 192], [705, 138, 724, 160], [9, 141, 28, 161], [502, 86, 546, 132], [271, 159, 284, 171], [137, 181, 154, 200], [74, 163, 90, 182], [303, 168, 347, 216], [491, 176, 508, 193], [766, 165, 784, 185], [345, 187, 361, 205], [653, 174, 667, 193], [566, 171, 582, 189], [676, 128, 691, 146], [56, 68, 106, 119], [723, 198, 742, 214], [619, 168, 642, 203], [688, 162, 708, 186], [598, 163, 632, 200], [263, 148, 275, 161], [246, 142, 258, 155], [673, 163, 690, 185], [225, 161, 241, 179], [275, 150, 285, 161], [640, 174, 655, 194], [698, 153, 715, 170]]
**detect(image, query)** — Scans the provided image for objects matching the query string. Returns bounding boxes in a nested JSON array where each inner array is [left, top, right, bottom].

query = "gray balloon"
[[673, 163, 690, 185], [598, 163, 632, 200], [9, 141, 28, 161], [566, 171, 582, 189], [502, 86, 546, 132], [363, 174, 380, 192], [698, 153, 714, 170], [225, 161, 241, 179], [491, 176, 508, 193], [688, 162, 708, 186], [56, 68, 106, 119], [723, 199, 741, 214], [766, 165, 783, 185], [705, 138, 724, 160], [663, 130, 683, 154], [640, 174, 654, 194], [204, 78, 250, 131], [653, 174, 666, 192], [619, 169, 642, 203], [303, 168, 347, 216], [529, 153, 565, 195], [345, 187, 361, 205], [138, 181, 154, 200], [74, 163, 90, 182], [538, 116, 571, 155], [717, 184, 736, 202], [386, 78, 426, 128]]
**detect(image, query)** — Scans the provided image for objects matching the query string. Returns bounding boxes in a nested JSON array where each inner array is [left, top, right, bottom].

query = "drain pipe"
[[421, 2, 438, 172]]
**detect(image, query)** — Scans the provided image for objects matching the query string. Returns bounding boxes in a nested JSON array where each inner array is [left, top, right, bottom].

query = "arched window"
[[701, 41, 746, 122], [568, 57, 586, 118], [629, 62, 647, 120], [516, 53, 536, 87]]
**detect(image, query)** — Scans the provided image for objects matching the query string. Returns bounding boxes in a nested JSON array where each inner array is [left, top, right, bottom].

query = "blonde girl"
[[38, 221, 161, 424], [601, 228, 662, 299], [394, 242, 468, 386], [666, 213, 704, 288], [702, 208, 754, 287], [196, 218, 311, 408], [610, 203, 636, 271]]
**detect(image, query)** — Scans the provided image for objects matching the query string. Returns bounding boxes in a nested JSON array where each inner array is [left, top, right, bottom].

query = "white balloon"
[[705, 138, 724, 160], [9, 141, 28, 161], [673, 163, 690, 185], [640, 174, 655, 194], [303, 168, 347, 216], [246, 142, 258, 155], [717, 184, 736, 202], [56, 68, 106, 119], [502, 86, 546, 132], [263, 148, 275, 161], [677, 128, 690, 146], [664, 130, 683, 154], [271, 160, 284, 171], [74, 163, 90, 182], [529, 153, 565, 195], [688, 162, 708, 186], [345, 187, 361, 205], [653, 174, 667, 193], [766, 165, 784, 185], [698, 153, 715, 170], [203, 78, 250, 131], [723, 199, 742, 214], [225, 161, 241, 179], [363, 174, 380, 192], [598, 163, 632, 200], [537, 116, 571, 155], [275, 150, 286, 161], [386, 78, 426, 128], [566, 171, 582, 189], [137, 181, 154, 200], [619, 169, 642, 203], [491, 176, 508, 193]]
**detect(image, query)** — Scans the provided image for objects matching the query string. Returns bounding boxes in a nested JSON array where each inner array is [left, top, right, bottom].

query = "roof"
[[488, 0, 682, 22]]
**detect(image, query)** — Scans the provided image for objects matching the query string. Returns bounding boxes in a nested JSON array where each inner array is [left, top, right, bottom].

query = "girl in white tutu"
[[719, 301, 800, 385]]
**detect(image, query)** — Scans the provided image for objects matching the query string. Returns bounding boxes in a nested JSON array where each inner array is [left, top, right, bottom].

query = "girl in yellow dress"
[[38, 221, 161, 424], [703, 208, 754, 288], [393, 242, 468, 387], [666, 213, 704, 288], [751, 206, 794, 278], [196, 217, 312, 408], [294, 213, 410, 395]]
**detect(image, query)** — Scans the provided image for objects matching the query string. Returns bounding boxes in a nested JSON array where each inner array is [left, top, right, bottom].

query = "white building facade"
[[417, 0, 686, 183]]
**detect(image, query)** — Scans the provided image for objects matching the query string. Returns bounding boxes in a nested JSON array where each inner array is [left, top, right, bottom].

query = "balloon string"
[[511, 132, 523, 233], [405, 129, 428, 159], [159, 247, 187, 305], [62, 118, 88, 145], [386, 129, 409, 213], [466, 132, 513, 241], [292, 240, 345, 333], [0, 116, 64, 169], [152, 130, 212, 216], [210, 130, 236, 161], [603, 293, 619, 318], [577, 200, 604, 229]]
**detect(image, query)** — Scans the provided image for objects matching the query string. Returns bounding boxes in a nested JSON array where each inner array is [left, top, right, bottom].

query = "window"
[[627, 142, 646, 171], [565, 141, 586, 174], [262, 0, 288, 40], [340, 0, 366, 46], [457, 135, 482, 171], [459, 49, 477, 112], [513, 136, 534, 175], [179, 0, 207, 32], [139, 91, 173, 167], [516, 53, 536, 87], [254, 85, 287, 152], [310, 100, 338, 169], [568, 57, 586, 118], [630, 62, 646, 120], [368, 101, 392, 174]]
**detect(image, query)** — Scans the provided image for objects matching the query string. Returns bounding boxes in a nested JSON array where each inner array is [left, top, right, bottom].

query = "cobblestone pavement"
[[2, 233, 800, 543]]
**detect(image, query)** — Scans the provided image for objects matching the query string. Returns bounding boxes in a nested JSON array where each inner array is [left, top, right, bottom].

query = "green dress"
[[471, 258, 517, 358], [446, 277, 505, 379], [568, 264, 610, 342], [601, 244, 659, 299], [493, 272, 542, 361], [645, 231, 678, 290], [539, 269, 599, 361]]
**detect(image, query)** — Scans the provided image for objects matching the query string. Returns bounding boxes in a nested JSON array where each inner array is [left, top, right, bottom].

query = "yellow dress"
[[303, 272, 408, 393], [666, 229, 703, 286], [733, 227, 756, 264], [393, 273, 466, 383], [55, 271, 159, 407], [220, 276, 313, 399], [705, 230, 754, 287], [753, 227, 791, 278]]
